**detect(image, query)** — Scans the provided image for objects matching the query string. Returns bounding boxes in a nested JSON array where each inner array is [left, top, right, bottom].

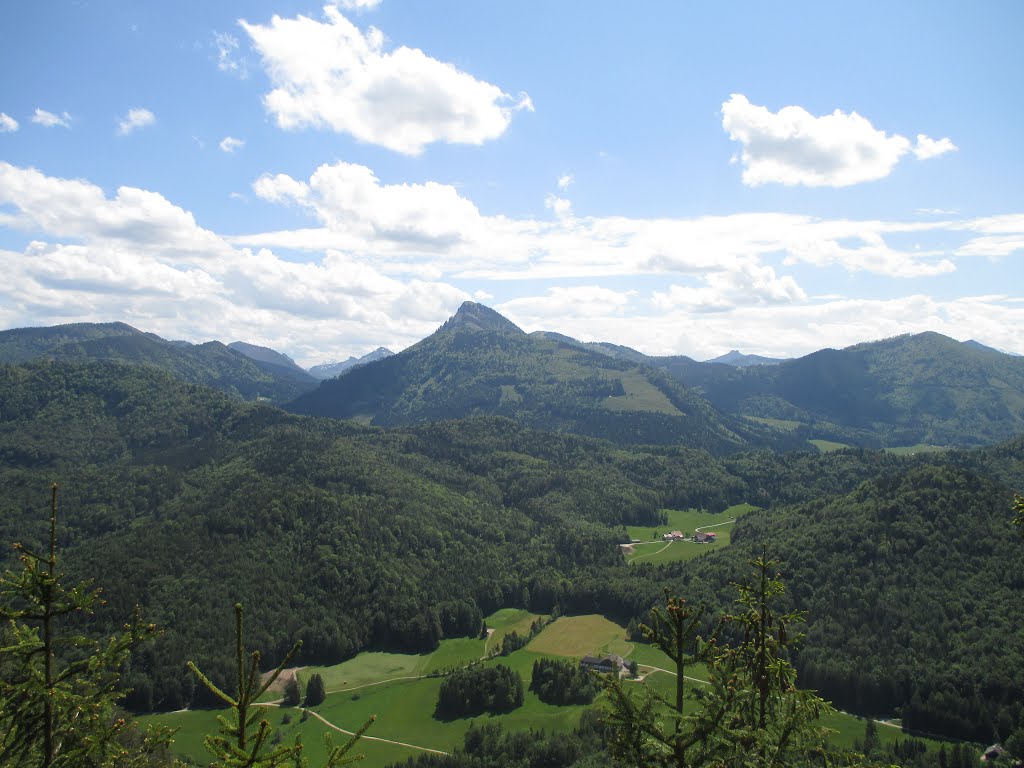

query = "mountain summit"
[[439, 301, 524, 335]]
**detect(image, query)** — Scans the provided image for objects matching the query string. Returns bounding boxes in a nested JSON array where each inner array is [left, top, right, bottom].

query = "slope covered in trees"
[[288, 302, 787, 454], [0, 322, 317, 403]]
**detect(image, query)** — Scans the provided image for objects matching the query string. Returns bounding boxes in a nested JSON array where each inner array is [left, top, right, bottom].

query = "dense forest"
[[3, 346, 1024, 756]]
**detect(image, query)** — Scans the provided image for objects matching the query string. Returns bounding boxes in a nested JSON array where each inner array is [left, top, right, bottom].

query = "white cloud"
[[721, 94, 954, 187], [913, 134, 957, 160], [31, 109, 71, 128], [219, 136, 245, 153], [499, 285, 635, 322], [0, 113, 18, 132], [557, 174, 574, 190], [214, 31, 248, 78], [336, 0, 382, 9], [240, 6, 532, 154], [117, 108, 156, 136], [544, 194, 572, 218]]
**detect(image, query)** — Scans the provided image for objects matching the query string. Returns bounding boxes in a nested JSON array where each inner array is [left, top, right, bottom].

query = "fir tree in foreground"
[[603, 552, 855, 768], [187, 603, 373, 767], [0, 483, 175, 768]]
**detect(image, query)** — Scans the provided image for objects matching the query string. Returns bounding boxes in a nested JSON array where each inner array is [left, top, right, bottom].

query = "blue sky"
[[1, 1, 1022, 365]]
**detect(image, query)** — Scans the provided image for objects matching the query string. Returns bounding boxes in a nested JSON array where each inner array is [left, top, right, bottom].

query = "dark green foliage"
[[662, 331, 1024, 447], [0, 323, 316, 403], [303, 674, 325, 707], [434, 665, 523, 719], [603, 556, 835, 768], [0, 484, 170, 768], [287, 303, 781, 453], [281, 678, 300, 707], [398, 709, 610, 768], [529, 658, 599, 706], [685, 462, 1024, 742]]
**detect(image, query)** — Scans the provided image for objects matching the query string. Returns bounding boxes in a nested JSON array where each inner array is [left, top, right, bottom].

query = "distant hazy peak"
[[439, 301, 524, 335], [228, 340, 304, 372], [706, 349, 785, 367], [307, 346, 395, 380]]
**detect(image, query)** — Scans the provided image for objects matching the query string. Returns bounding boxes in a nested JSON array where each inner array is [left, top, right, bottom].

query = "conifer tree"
[[188, 605, 372, 767], [0, 483, 172, 768], [303, 674, 326, 707], [602, 552, 838, 768], [281, 677, 301, 708]]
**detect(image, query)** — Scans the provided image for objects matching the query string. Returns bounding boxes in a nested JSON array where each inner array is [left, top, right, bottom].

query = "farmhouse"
[[661, 530, 686, 541], [693, 531, 718, 543], [580, 653, 626, 674]]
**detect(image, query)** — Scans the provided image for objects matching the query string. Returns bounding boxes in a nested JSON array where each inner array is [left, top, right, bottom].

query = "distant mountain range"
[[0, 322, 317, 403], [308, 347, 394, 380], [288, 302, 776, 453], [3, 307, 1024, 448]]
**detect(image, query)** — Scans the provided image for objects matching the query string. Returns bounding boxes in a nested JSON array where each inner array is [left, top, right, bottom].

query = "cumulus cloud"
[[219, 136, 245, 153], [116, 108, 156, 135], [721, 94, 955, 187], [557, 174, 574, 190], [499, 285, 635, 321], [913, 134, 957, 160], [0, 113, 18, 132], [240, 6, 532, 154], [31, 108, 71, 128]]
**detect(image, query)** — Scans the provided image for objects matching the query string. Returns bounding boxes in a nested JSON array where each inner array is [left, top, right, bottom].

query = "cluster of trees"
[[434, 665, 524, 719], [528, 658, 600, 706]]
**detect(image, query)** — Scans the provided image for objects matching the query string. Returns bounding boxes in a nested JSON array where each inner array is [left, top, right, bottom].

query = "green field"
[[483, 608, 546, 655], [744, 415, 803, 431], [602, 370, 684, 415], [526, 614, 632, 658], [624, 505, 758, 564], [143, 611, 950, 767], [809, 438, 850, 453]]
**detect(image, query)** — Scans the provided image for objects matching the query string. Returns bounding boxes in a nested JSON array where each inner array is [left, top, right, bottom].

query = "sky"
[[1, 1, 1023, 366]]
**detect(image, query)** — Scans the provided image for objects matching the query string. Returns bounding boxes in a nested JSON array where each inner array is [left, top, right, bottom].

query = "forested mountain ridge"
[[674, 456, 1024, 743], [288, 301, 786, 453], [0, 357, 923, 713], [0, 321, 317, 403], [662, 331, 1024, 447]]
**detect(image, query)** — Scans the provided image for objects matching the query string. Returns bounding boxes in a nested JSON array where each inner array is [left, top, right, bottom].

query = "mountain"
[[705, 350, 786, 367], [664, 331, 1024, 447], [307, 346, 394, 380], [228, 340, 307, 374], [0, 322, 317, 403], [288, 302, 780, 453]]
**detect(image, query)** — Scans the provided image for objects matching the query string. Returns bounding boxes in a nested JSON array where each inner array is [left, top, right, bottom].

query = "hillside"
[[676, 457, 1024, 743], [660, 332, 1024, 447], [0, 322, 317, 402], [288, 302, 782, 453]]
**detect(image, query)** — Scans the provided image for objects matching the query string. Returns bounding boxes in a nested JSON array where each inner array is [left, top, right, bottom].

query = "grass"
[[484, 608, 546, 655], [144, 612, 953, 767], [601, 370, 684, 416], [623, 505, 759, 564], [526, 614, 632, 659], [744, 415, 802, 431], [809, 438, 850, 453]]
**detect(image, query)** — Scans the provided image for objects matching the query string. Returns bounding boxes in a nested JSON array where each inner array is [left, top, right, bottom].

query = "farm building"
[[661, 530, 686, 541], [693, 531, 718, 543], [580, 653, 626, 674]]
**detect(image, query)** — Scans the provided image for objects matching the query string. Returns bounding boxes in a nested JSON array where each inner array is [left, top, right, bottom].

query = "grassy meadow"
[[623, 504, 758, 564]]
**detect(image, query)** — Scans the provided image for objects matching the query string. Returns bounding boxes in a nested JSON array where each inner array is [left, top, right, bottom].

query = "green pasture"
[[602, 370, 684, 415], [744, 415, 802, 431], [483, 608, 547, 655], [526, 614, 632, 659], [624, 505, 758, 564], [144, 611, 952, 767], [809, 438, 850, 453]]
